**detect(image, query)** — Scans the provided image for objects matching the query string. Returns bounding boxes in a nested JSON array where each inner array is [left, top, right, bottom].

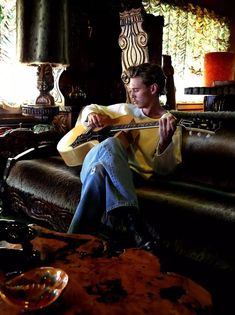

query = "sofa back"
[[174, 117, 235, 193]]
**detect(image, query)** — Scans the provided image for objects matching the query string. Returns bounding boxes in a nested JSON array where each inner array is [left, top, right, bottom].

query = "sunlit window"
[[0, 0, 232, 106], [142, 0, 231, 103], [0, 0, 37, 106]]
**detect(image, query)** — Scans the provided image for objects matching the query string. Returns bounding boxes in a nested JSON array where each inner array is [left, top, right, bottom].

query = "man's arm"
[[158, 112, 177, 154], [154, 124, 182, 176], [75, 103, 130, 127]]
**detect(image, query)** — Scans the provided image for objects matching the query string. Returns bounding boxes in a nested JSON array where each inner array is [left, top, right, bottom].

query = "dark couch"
[[1, 111, 235, 313]]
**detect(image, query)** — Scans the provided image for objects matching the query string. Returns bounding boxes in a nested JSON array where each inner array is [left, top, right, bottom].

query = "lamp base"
[[21, 104, 60, 123], [51, 67, 66, 107]]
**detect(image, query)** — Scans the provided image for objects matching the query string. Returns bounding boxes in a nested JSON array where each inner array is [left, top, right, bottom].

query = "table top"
[[0, 225, 212, 314], [0, 114, 37, 128]]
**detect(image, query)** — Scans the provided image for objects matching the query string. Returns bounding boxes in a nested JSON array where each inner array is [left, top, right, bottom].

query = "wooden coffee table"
[[0, 225, 212, 314]]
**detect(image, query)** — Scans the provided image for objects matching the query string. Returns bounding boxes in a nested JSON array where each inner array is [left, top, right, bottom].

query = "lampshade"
[[16, 0, 69, 67], [204, 52, 235, 87], [16, 0, 69, 122]]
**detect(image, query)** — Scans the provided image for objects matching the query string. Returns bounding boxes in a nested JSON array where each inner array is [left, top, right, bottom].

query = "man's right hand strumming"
[[87, 112, 111, 128]]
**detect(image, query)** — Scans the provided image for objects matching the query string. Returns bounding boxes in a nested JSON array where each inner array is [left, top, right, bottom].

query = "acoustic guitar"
[[57, 115, 217, 167]]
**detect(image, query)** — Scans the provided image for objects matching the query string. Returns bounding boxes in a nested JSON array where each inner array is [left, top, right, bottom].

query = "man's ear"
[[150, 83, 158, 95]]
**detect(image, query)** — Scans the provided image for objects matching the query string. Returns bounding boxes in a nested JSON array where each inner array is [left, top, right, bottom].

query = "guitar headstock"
[[179, 118, 221, 137]]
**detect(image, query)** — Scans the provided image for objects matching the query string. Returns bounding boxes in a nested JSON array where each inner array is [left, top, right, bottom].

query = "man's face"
[[128, 77, 154, 108]]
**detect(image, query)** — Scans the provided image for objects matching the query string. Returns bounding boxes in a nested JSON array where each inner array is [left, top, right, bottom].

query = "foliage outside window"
[[0, 0, 37, 107], [142, 0, 231, 102]]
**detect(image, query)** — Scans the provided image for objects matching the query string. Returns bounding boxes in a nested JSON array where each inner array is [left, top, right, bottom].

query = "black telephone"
[[0, 220, 40, 276]]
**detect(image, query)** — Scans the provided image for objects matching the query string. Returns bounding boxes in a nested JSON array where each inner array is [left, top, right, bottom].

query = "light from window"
[[0, 0, 37, 105]]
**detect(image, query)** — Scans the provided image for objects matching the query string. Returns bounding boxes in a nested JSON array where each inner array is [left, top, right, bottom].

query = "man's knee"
[[103, 137, 125, 154], [90, 163, 106, 176], [103, 137, 120, 147]]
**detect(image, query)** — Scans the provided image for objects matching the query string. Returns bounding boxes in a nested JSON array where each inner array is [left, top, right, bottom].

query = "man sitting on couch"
[[68, 63, 182, 251]]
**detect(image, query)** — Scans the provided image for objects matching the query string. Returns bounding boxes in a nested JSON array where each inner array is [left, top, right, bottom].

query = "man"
[[68, 63, 182, 251]]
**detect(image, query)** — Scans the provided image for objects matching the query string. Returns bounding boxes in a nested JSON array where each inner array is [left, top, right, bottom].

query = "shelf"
[[184, 85, 235, 95]]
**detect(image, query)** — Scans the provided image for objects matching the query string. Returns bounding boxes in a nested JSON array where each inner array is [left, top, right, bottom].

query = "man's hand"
[[158, 112, 177, 154], [87, 112, 111, 128]]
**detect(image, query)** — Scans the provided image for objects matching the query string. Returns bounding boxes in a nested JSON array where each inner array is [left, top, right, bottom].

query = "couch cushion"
[[6, 156, 82, 212]]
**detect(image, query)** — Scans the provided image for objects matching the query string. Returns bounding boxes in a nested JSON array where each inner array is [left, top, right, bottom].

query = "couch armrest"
[[0, 127, 60, 158], [0, 143, 59, 209], [3, 143, 58, 180]]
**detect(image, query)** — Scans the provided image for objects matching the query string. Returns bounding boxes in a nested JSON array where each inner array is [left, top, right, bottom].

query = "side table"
[[0, 225, 212, 314]]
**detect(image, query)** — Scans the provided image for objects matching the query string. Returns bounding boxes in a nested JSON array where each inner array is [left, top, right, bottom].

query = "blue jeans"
[[68, 137, 139, 234]]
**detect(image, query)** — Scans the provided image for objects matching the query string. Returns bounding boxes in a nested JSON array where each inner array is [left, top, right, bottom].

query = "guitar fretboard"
[[109, 121, 160, 132]]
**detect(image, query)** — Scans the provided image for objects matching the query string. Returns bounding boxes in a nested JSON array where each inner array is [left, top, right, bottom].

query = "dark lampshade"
[[16, 0, 69, 67]]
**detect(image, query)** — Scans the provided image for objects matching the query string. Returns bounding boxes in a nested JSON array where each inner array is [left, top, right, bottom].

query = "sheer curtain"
[[0, 0, 37, 105], [142, 0, 231, 102]]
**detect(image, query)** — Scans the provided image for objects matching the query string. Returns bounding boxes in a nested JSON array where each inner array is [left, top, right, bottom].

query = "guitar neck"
[[108, 118, 216, 135], [71, 117, 216, 149], [109, 121, 160, 133]]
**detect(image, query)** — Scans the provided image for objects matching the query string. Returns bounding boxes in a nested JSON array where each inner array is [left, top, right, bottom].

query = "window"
[[0, 0, 37, 106], [0, 0, 232, 106], [142, 0, 231, 102]]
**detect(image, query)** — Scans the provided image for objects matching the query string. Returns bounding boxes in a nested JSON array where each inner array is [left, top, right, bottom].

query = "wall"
[[60, 0, 126, 107], [60, 0, 163, 107]]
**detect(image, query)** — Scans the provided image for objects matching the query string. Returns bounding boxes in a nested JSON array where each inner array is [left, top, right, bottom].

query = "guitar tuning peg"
[[189, 130, 192, 136], [197, 132, 201, 137], [206, 133, 211, 138]]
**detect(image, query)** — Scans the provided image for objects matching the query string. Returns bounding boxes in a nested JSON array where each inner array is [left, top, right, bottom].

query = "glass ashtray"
[[0, 266, 69, 310]]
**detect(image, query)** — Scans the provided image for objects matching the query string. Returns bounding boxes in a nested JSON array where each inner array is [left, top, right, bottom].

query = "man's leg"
[[80, 137, 139, 212], [68, 137, 137, 234], [68, 164, 106, 234], [68, 137, 158, 252]]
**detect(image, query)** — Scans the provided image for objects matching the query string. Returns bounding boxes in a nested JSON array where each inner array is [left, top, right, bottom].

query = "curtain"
[[142, 0, 231, 102], [0, 0, 16, 62], [0, 0, 38, 105]]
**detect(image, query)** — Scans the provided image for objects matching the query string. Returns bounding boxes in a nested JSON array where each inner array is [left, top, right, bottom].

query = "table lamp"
[[204, 52, 235, 87], [16, 0, 69, 122]]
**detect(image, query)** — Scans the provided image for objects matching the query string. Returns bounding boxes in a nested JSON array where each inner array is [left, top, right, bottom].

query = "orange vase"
[[204, 52, 235, 87]]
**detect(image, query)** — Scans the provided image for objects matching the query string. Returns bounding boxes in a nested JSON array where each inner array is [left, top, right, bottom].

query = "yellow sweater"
[[76, 103, 182, 179]]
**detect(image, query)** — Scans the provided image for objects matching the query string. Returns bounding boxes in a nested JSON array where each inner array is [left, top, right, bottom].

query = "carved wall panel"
[[119, 6, 176, 109], [119, 7, 149, 87], [118, 7, 165, 102]]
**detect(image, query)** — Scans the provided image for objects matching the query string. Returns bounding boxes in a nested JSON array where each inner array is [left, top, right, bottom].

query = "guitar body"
[[57, 116, 134, 166]]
